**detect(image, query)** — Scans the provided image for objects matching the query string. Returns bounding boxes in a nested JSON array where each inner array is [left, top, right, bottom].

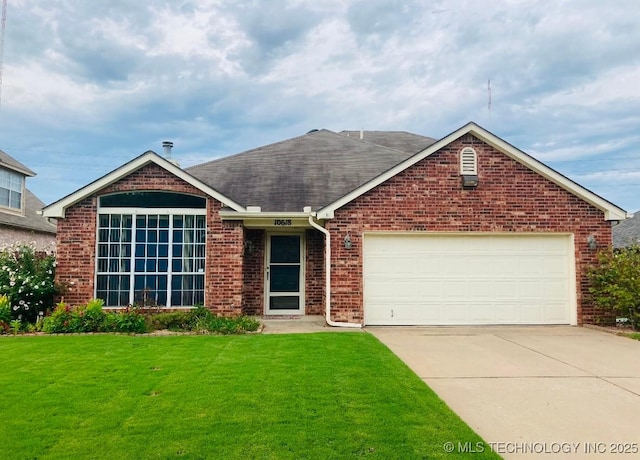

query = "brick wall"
[[305, 229, 325, 315], [54, 163, 244, 314], [0, 226, 55, 251], [326, 134, 613, 325], [242, 229, 264, 315]]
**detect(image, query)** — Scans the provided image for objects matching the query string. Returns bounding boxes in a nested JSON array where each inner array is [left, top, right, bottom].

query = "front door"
[[266, 233, 304, 315]]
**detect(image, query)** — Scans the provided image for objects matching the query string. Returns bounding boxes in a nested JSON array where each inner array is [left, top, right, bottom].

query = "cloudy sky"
[[0, 0, 638, 212]]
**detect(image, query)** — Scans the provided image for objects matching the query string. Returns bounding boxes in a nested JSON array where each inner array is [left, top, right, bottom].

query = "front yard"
[[0, 333, 498, 459]]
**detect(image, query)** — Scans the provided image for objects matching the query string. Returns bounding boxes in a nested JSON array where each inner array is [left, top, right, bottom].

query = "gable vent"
[[460, 147, 478, 175]]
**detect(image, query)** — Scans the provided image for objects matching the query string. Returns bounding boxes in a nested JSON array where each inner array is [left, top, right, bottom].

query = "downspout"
[[308, 212, 362, 328]]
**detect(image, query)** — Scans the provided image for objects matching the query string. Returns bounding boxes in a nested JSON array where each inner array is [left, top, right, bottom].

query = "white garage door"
[[363, 233, 575, 326]]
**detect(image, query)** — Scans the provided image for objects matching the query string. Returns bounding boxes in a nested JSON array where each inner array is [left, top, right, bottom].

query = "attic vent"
[[460, 147, 477, 175]]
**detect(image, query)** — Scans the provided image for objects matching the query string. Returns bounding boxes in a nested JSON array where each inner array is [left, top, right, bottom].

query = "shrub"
[[42, 301, 75, 333], [146, 311, 191, 331], [0, 243, 58, 324], [37, 300, 258, 335], [107, 306, 147, 333], [0, 294, 10, 334], [589, 246, 640, 330]]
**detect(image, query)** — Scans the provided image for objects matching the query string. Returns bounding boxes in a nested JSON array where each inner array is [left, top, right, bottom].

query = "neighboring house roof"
[[0, 188, 57, 234], [613, 211, 640, 248], [43, 151, 245, 218], [187, 130, 434, 212], [0, 149, 36, 176], [316, 122, 628, 221]]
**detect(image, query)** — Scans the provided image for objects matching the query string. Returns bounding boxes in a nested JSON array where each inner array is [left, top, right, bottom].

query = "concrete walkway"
[[260, 315, 364, 334], [367, 326, 640, 459]]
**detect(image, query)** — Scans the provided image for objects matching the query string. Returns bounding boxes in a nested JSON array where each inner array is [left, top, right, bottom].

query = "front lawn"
[[0, 333, 498, 459]]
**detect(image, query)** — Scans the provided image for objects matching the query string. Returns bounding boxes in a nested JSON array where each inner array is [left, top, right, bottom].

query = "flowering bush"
[[0, 243, 59, 324]]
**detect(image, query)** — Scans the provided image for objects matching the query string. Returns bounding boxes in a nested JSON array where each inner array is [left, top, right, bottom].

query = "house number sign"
[[274, 219, 293, 226]]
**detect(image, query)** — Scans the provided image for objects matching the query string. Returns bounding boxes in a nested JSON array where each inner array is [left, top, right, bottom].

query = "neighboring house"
[[0, 149, 56, 250], [42, 122, 629, 326], [613, 211, 639, 248]]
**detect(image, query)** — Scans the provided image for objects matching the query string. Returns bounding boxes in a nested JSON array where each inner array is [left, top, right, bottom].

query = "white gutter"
[[307, 211, 362, 329]]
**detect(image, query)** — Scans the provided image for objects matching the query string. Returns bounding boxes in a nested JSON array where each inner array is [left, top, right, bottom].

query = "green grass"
[[0, 333, 498, 459], [620, 331, 640, 341]]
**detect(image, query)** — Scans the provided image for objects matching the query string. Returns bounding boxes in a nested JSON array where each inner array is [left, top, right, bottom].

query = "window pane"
[[9, 192, 21, 209], [158, 259, 168, 272], [98, 229, 109, 242], [270, 265, 300, 292], [269, 296, 299, 310], [270, 236, 300, 263], [0, 188, 8, 207]]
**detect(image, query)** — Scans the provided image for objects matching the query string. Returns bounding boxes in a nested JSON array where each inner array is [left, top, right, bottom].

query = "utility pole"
[[0, 0, 7, 108]]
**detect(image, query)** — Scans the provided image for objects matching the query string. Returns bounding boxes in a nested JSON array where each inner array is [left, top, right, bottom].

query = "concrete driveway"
[[367, 326, 640, 459]]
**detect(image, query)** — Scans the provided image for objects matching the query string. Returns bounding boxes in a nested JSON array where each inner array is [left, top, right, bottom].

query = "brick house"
[[0, 149, 56, 250], [42, 122, 628, 326]]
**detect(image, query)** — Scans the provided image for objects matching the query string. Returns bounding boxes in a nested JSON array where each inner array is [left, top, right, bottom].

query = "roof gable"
[[317, 122, 628, 221], [42, 151, 245, 218]]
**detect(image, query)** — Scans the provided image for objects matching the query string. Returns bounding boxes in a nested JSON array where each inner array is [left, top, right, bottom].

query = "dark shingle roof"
[[186, 129, 434, 212], [613, 211, 640, 248], [0, 149, 36, 176], [339, 130, 436, 154], [0, 188, 57, 234]]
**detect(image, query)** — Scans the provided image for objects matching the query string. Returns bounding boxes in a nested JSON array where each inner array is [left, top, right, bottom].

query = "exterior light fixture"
[[587, 235, 597, 250], [344, 233, 352, 249], [461, 175, 479, 188]]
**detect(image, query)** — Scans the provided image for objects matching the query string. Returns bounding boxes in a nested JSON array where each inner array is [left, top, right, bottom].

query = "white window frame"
[[95, 206, 207, 308], [460, 147, 478, 175], [0, 168, 25, 212]]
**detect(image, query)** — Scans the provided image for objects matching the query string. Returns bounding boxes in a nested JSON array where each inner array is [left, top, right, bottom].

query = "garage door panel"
[[364, 234, 574, 326]]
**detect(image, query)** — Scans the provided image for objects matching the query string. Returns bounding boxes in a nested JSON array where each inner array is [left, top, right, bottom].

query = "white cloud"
[[0, 0, 639, 212]]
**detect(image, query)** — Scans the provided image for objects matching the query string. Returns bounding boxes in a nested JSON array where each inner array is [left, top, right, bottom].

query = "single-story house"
[[0, 149, 56, 250], [613, 212, 639, 248], [42, 122, 629, 326]]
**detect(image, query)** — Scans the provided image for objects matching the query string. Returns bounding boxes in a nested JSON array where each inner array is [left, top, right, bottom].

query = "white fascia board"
[[42, 152, 246, 218], [219, 211, 313, 219], [317, 122, 628, 222]]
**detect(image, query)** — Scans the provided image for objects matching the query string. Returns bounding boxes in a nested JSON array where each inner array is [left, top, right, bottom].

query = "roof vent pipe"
[[162, 141, 174, 158], [360, 129, 363, 140]]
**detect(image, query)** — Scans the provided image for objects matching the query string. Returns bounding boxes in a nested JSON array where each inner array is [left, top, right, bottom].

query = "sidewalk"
[[260, 315, 364, 334]]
